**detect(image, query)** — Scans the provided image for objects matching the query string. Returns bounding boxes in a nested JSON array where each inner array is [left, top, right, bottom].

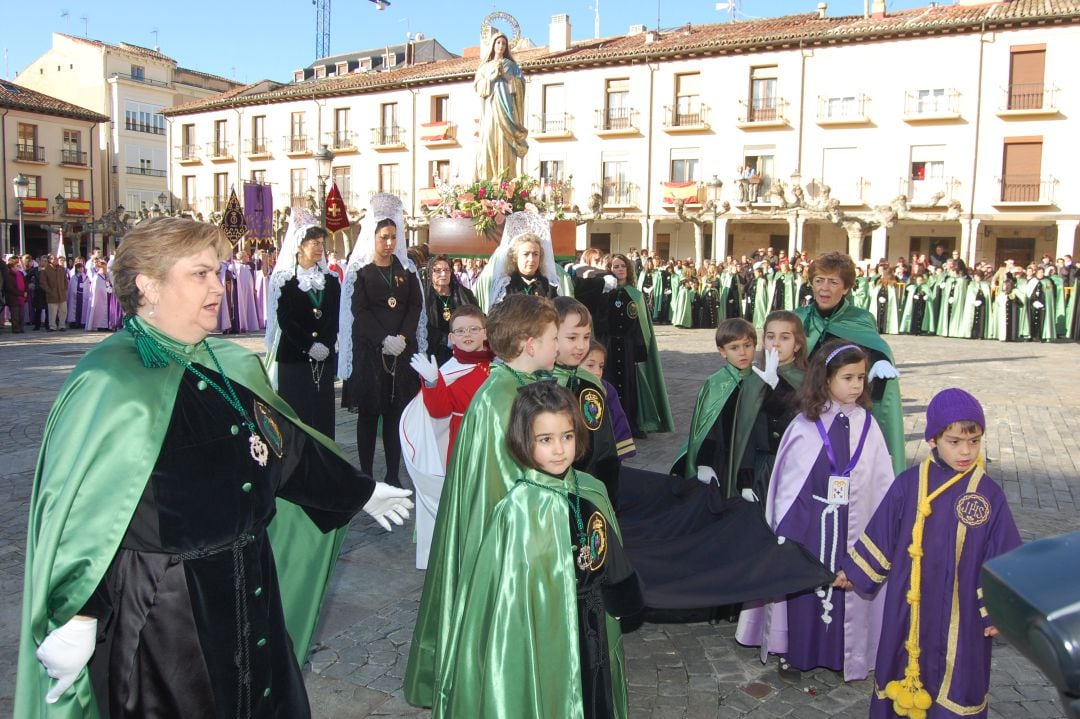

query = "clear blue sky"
[[5, 0, 931, 85]]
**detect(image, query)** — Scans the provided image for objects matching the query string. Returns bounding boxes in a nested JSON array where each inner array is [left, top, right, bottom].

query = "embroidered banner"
[[243, 182, 273, 241], [324, 182, 350, 233], [219, 189, 248, 243]]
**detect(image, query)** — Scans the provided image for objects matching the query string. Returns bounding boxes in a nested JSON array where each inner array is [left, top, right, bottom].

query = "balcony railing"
[[124, 120, 166, 135], [591, 181, 638, 207], [206, 141, 233, 159], [175, 144, 200, 162], [996, 175, 1056, 204], [532, 113, 572, 136], [60, 149, 87, 165], [289, 193, 309, 206], [594, 107, 638, 132], [324, 130, 357, 150], [738, 98, 788, 125], [15, 144, 46, 162], [284, 135, 312, 154], [663, 104, 710, 129], [828, 177, 869, 206], [903, 89, 961, 119], [1002, 83, 1059, 112], [899, 176, 961, 205], [246, 138, 271, 155], [110, 72, 170, 88], [209, 196, 228, 212], [816, 94, 870, 124], [419, 121, 457, 145], [126, 166, 167, 177], [372, 126, 405, 147]]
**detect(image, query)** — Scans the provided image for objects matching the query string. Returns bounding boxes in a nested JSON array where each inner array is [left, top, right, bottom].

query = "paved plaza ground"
[[0, 324, 1076, 718]]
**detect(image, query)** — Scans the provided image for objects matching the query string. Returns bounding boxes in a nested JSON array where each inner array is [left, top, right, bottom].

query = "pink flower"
[[520, 190, 528, 197], [487, 210, 495, 217], [477, 187, 487, 199], [451, 210, 471, 218]]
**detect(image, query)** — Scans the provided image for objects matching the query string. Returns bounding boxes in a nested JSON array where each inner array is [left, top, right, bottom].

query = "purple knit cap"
[[924, 388, 986, 441]]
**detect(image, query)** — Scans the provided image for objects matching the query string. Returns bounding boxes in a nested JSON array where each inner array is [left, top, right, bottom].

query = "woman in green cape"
[[868, 268, 902, 335], [671, 264, 698, 329], [16, 218, 413, 719]]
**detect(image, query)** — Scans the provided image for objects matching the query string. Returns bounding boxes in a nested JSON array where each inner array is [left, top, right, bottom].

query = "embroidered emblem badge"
[[253, 401, 285, 459], [586, 511, 608, 571], [580, 388, 604, 431], [626, 301, 638, 319], [955, 493, 991, 527]]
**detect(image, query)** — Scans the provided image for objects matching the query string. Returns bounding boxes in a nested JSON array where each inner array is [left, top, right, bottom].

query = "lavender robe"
[[84, 269, 111, 330], [735, 402, 894, 680], [841, 458, 1021, 718], [233, 260, 261, 332], [67, 271, 90, 327]]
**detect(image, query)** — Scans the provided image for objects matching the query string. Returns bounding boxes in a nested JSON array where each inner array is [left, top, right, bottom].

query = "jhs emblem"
[[579, 388, 605, 431], [955, 493, 991, 527]]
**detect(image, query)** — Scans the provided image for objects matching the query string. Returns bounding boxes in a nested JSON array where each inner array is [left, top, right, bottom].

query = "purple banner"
[[244, 182, 273, 241]]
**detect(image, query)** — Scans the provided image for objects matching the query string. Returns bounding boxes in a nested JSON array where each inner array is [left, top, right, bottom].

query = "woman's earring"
[[148, 304, 157, 318]]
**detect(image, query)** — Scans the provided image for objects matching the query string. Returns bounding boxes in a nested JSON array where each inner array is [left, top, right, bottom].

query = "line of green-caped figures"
[[849, 270, 1080, 342], [636, 265, 813, 330]]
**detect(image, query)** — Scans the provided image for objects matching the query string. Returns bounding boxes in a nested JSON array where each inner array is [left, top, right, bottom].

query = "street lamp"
[[705, 175, 724, 261], [158, 191, 170, 215], [314, 144, 335, 226], [13, 173, 29, 256]]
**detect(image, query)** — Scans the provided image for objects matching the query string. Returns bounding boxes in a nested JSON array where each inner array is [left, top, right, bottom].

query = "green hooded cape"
[[899, 282, 936, 335], [404, 363, 537, 707], [795, 300, 906, 474], [956, 280, 992, 339], [622, 284, 674, 433], [868, 282, 901, 335], [434, 468, 627, 718], [16, 323, 358, 718]]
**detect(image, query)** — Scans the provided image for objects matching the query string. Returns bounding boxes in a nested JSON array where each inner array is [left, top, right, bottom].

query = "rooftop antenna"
[[594, 0, 600, 39], [151, 28, 159, 51], [80, 15, 88, 38], [60, 9, 70, 26], [656, 0, 661, 32], [715, 0, 739, 21]]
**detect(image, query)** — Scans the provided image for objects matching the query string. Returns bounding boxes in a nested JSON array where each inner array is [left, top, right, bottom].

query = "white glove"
[[878, 295, 886, 304], [868, 359, 899, 381], [308, 341, 330, 362], [602, 275, 618, 293], [409, 353, 440, 384], [664, 289, 672, 295], [1032, 300, 1044, 309], [973, 300, 983, 307], [948, 296, 955, 304], [696, 465, 717, 485], [36, 616, 98, 703], [752, 348, 780, 389], [382, 335, 407, 356], [741, 488, 759, 503], [362, 482, 414, 531]]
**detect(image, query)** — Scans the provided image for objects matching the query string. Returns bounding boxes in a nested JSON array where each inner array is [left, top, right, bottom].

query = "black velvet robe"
[[276, 273, 341, 438], [505, 272, 558, 301], [83, 369, 373, 719], [559, 367, 622, 507], [602, 286, 646, 435]]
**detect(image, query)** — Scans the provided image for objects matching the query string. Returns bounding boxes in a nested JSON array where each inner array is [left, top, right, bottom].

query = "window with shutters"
[[182, 176, 196, 211], [603, 79, 631, 130], [541, 83, 566, 133], [674, 73, 702, 125], [1008, 46, 1046, 110], [749, 66, 778, 121], [1000, 139, 1043, 202]]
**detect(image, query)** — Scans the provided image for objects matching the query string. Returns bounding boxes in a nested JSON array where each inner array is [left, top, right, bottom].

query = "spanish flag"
[[66, 199, 91, 215], [23, 197, 48, 214], [662, 181, 700, 204]]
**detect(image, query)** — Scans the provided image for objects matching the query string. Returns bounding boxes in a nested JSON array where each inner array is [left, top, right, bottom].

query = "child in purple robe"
[[581, 340, 636, 459], [736, 339, 895, 683], [836, 389, 1021, 719]]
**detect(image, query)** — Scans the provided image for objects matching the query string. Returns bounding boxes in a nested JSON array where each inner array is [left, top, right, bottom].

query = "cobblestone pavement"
[[0, 325, 1076, 718]]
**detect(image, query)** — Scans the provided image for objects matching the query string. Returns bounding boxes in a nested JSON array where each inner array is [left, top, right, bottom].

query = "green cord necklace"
[[124, 315, 270, 466], [518, 468, 592, 570]]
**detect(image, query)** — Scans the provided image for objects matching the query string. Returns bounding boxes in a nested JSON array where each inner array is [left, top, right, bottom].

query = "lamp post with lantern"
[[314, 144, 334, 227], [13, 173, 29, 256]]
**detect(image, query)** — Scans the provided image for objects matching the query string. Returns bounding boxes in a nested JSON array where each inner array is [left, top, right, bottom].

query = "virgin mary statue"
[[474, 32, 528, 181]]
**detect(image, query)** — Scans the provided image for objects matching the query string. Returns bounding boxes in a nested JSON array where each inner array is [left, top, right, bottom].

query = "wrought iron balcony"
[[372, 126, 405, 148], [206, 141, 233, 160], [662, 104, 710, 131], [110, 72, 170, 88], [15, 144, 46, 162], [591, 181, 638, 208], [324, 130, 357, 151], [531, 113, 573, 137], [737, 98, 788, 127], [60, 150, 88, 166], [246, 138, 271, 156], [902, 89, 961, 121], [126, 166, 167, 177], [124, 119, 166, 135], [996, 175, 1056, 205], [594, 107, 638, 134], [998, 83, 1060, 116], [898, 176, 961, 205], [816, 94, 871, 125], [284, 135, 312, 155], [175, 144, 200, 162]]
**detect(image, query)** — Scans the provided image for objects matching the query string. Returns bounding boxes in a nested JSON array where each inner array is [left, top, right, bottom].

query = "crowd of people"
[[620, 243, 1080, 343], [12, 201, 1041, 719]]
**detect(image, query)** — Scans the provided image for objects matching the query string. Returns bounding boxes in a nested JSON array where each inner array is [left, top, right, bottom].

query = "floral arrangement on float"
[[426, 173, 571, 234]]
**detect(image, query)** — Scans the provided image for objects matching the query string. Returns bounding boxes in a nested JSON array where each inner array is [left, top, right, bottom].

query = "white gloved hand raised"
[[36, 616, 98, 704], [362, 482, 415, 531], [868, 359, 900, 381], [752, 348, 780, 390], [741, 487, 759, 503], [1032, 300, 1044, 309], [409, 353, 440, 384], [382, 335, 407, 356], [696, 465, 718, 485], [308, 341, 330, 362], [602, 275, 618, 293]]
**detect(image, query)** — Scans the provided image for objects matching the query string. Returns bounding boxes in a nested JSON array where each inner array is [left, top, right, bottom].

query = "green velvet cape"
[[404, 363, 537, 707], [899, 282, 936, 335], [16, 323, 356, 719], [622, 284, 674, 433], [671, 363, 746, 494], [795, 300, 906, 474], [434, 468, 627, 718]]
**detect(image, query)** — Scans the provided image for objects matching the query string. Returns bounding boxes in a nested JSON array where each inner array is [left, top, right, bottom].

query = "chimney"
[[817, 2, 828, 18], [549, 14, 571, 53], [871, 0, 886, 19], [628, 23, 647, 35]]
